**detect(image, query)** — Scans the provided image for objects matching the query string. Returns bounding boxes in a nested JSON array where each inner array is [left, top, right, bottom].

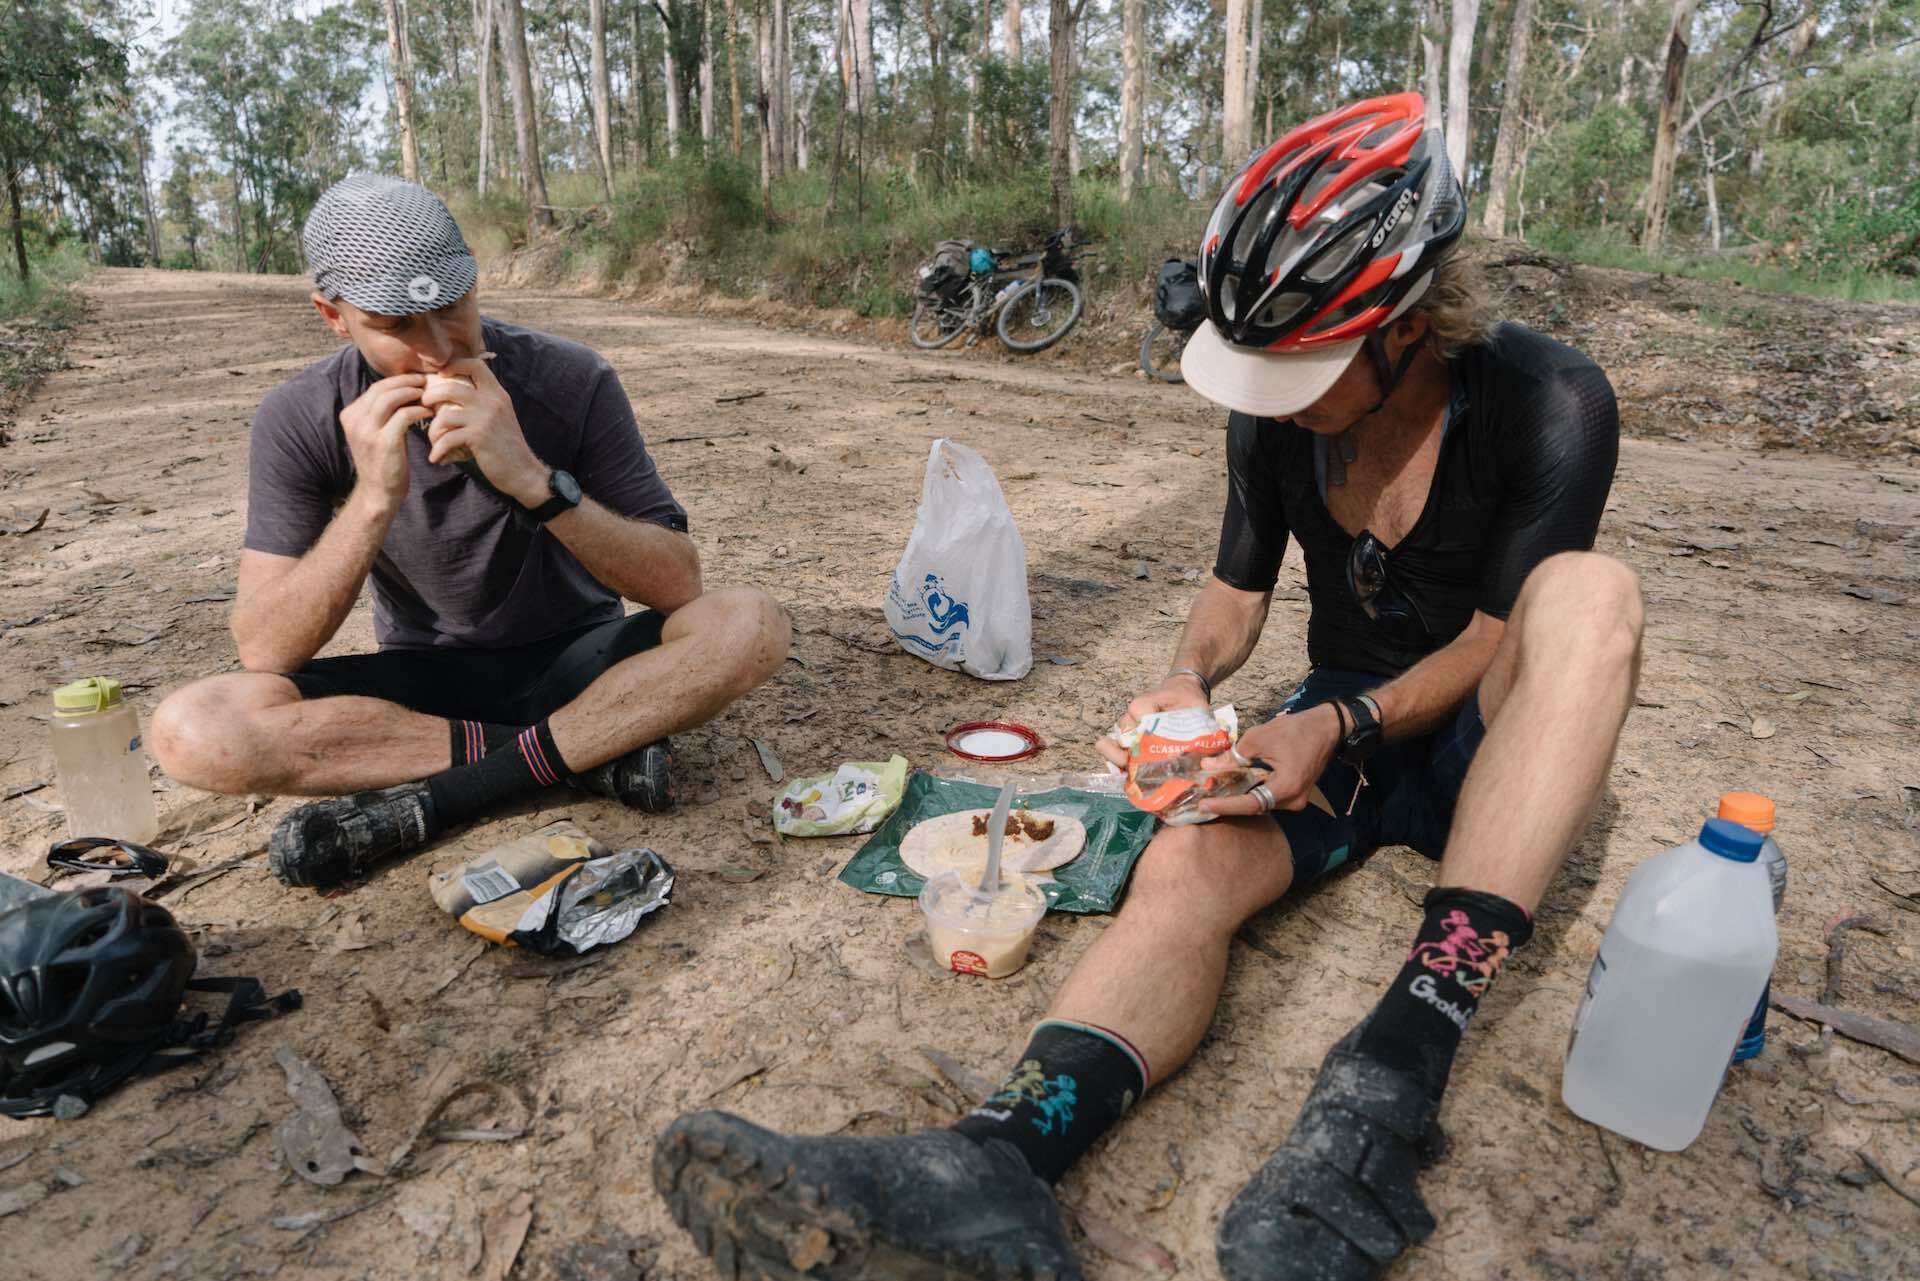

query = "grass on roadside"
[[0, 247, 89, 415], [1533, 228, 1920, 305]]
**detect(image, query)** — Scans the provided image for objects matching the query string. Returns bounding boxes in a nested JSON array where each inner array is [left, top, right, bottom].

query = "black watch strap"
[[525, 469, 581, 524], [1336, 693, 1384, 766]]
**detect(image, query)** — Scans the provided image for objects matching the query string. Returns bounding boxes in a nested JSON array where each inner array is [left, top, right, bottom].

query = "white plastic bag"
[[884, 439, 1032, 680]]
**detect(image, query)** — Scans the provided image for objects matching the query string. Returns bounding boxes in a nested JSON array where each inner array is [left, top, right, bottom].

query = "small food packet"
[[773, 755, 909, 836], [1118, 705, 1258, 825], [428, 821, 674, 955]]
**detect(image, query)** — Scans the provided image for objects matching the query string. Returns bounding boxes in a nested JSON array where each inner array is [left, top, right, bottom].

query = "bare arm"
[[1368, 609, 1505, 741], [230, 493, 397, 673], [1164, 575, 1276, 699], [539, 499, 703, 614]]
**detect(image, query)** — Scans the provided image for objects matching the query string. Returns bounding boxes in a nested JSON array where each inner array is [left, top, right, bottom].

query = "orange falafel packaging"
[[1118, 705, 1257, 825]]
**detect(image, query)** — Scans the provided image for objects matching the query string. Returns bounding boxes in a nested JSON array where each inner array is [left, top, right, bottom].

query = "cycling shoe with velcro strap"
[[653, 1109, 1084, 1280], [1215, 1031, 1445, 1281]]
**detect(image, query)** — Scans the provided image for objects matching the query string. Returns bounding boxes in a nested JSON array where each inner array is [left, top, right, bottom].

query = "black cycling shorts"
[[287, 612, 667, 725]]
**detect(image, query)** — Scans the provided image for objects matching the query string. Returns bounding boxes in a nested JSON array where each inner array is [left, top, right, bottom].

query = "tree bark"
[[633, 3, 656, 166], [968, 0, 990, 163], [1118, 0, 1144, 200], [1445, 0, 1479, 180], [701, 50, 716, 142], [590, 0, 616, 196], [726, 0, 744, 156], [850, 0, 877, 120], [130, 117, 162, 265], [920, 0, 947, 183], [1046, 0, 1086, 228], [1221, 0, 1250, 167], [826, 0, 849, 214], [661, 0, 683, 158], [1245, 0, 1263, 133], [498, 0, 552, 227], [758, 0, 783, 178], [382, 0, 423, 182], [475, 0, 497, 195], [1479, 0, 1534, 237], [1641, 0, 1697, 254], [1004, 0, 1021, 62], [779, 0, 796, 170], [1419, 0, 1444, 137], [6, 162, 28, 282]]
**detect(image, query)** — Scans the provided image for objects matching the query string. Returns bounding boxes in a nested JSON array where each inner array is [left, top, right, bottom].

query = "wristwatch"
[[524, 469, 582, 524], [1334, 694, 1384, 766]]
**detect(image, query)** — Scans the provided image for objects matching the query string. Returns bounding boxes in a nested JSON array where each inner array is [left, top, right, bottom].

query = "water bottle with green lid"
[[48, 677, 160, 844]]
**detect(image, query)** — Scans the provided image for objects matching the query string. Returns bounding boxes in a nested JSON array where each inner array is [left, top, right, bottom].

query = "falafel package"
[[428, 821, 674, 955]]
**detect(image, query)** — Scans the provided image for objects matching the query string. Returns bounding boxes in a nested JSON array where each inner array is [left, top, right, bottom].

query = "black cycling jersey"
[[1213, 322, 1619, 678]]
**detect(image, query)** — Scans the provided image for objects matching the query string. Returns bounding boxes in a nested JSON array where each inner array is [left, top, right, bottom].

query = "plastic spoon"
[[970, 779, 1017, 914]]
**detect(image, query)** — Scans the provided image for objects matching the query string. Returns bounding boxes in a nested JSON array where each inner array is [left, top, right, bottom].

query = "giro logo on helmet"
[[1369, 187, 1419, 250]]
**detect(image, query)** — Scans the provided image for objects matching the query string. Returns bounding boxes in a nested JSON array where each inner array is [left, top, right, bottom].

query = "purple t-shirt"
[[244, 318, 687, 650]]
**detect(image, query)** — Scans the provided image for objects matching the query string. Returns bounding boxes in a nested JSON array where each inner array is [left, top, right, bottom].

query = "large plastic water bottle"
[[1719, 792, 1785, 1062], [48, 677, 159, 844], [1561, 818, 1777, 1151]]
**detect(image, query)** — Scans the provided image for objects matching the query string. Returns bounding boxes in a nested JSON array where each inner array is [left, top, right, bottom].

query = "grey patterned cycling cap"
[[303, 175, 478, 316]]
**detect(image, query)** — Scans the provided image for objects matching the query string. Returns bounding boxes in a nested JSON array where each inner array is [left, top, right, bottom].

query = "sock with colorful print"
[[952, 1018, 1149, 1184], [426, 720, 571, 828], [1355, 886, 1534, 1097], [447, 719, 522, 768]]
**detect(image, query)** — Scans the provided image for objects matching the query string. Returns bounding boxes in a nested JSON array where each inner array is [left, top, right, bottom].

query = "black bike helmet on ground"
[[1181, 92, 1466, 419], [0, 886, 196, 1116]]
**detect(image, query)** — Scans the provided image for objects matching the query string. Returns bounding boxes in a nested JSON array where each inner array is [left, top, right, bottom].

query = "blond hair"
[[1414, 249, 1498, 358]]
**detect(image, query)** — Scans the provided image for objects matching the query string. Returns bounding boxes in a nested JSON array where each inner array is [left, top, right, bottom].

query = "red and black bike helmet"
[[1182, 93, 1466, 418]]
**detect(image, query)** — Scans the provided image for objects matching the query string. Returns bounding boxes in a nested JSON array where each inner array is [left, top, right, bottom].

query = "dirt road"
[[1, 268, 1916, 1280]]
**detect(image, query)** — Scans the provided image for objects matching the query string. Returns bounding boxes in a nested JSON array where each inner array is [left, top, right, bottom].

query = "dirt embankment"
[[0, 268, 1915, 1281]]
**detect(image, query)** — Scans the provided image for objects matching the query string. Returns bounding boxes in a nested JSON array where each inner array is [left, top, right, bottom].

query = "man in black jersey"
[[650, 96, 1641, 1281]]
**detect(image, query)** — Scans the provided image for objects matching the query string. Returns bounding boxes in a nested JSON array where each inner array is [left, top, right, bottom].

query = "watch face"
[[552, 470, 582, 504]]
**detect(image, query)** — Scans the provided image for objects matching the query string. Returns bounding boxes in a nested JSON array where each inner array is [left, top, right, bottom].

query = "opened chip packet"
[[428, 821, 674, 955], [1115, 705, 1260, 825]]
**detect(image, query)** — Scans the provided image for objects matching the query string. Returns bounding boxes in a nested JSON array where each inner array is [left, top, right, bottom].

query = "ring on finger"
[[1250, 782, 1276, 812], [1229, 744, 1253, 768]]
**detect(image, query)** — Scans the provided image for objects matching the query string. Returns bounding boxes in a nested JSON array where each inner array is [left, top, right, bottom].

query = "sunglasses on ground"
[[46, 837, 171, 880]]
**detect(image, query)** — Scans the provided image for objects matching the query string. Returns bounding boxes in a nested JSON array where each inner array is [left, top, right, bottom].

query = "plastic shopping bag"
[[883, 439, 1032, 680]]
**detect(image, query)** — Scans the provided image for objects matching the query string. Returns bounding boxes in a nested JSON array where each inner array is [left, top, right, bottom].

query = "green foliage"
[[0, 244, 88, 325], [1524, 106, 1651, 240]]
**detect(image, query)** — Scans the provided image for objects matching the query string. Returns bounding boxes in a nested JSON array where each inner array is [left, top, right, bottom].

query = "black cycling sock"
[[447, 719, 522, 768], [426, 720, 571, 828], [1355, 887, 1534, 1097], [952, 1019, 1149, 1184]]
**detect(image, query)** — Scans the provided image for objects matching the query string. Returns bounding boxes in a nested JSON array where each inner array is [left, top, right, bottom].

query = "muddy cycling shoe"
[[568, 738, 674, 813], [268, 782, 440, 889], [1216, 1027, 1445, 1281], [653, 1110, 1084, 1281]]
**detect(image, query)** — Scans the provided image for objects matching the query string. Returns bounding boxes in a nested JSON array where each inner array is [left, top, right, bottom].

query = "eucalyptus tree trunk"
[[1046, 0, 1087, 228], [1003, 0, 1021, 61], [1480, 0, 1535, 237], [382, 0, 422, 181], [726, 0, 744, 156], [968, 0, 989, 163], [130, 117, 162, 265], [1245, 0, 1263, 133], [1419, 0, 1443, 136], [701, 52, 716, 142], [850, 0, 877, 117], [1641, 0, 1697, 253], [662, 0, 683, 157], [474, 0, 496, 195], [631, 4, 655, 166], [779, 0, 796, 170], [1221, 0, 1250, 167], [589, 0, 615, 196], [1444, 0, 1479, 179], [1118, 0, 1144, 199], [498, 0, 551, 227], [758, 0, 784, 178]]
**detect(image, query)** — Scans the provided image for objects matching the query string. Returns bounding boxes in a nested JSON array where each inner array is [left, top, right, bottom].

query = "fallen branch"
[[1772, 993, 1920, 1065], [658, 429, 749, 444], [1823, 915, 1889, 1004], [715, 389, 768, 405], [1856, 1144, 1920, 1211]]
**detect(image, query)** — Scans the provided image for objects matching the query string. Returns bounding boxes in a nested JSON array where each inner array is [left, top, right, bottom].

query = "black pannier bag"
[[1154, 258, 1205, 329]]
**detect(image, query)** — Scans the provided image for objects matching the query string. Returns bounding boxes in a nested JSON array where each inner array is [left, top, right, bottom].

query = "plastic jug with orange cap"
[[1719, 792, 1786, 1062]]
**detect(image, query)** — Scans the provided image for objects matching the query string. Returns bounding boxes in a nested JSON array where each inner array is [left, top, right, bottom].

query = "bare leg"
[[151, 587, 790, 797], [1438, 551, 1644, 910], [1046, 817, 1296, 1084]]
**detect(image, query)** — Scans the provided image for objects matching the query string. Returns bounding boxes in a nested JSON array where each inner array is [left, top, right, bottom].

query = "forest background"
[[3, 0, 1918, 327]]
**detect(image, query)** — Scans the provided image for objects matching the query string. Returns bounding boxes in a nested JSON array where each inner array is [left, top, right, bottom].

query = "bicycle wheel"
[[909, 297, 970, 349], [1139, 321, 1191, 383], [995, 278, 1084, 353]]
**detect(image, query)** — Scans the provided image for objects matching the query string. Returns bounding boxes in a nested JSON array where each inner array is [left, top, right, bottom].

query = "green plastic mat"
[[838, 771, 1156, 914]]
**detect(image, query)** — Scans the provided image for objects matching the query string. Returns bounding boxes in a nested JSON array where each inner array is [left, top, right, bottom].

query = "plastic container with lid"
[[48, 677, 159, 844], [1561, 818, 1777, 1151], [918, 872, 1047, 978], [1718, 792, 1785, 1063]]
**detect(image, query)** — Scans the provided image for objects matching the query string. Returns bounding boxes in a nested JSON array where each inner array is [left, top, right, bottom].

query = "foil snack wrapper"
[[429, 821, 675, 955]]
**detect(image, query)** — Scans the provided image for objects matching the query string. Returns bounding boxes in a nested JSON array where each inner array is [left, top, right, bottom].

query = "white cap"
[[1180, 321, 1362, 418]]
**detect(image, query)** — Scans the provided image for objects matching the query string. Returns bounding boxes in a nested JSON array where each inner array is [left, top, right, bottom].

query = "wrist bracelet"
[[1168, 667, 1212, 703]]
